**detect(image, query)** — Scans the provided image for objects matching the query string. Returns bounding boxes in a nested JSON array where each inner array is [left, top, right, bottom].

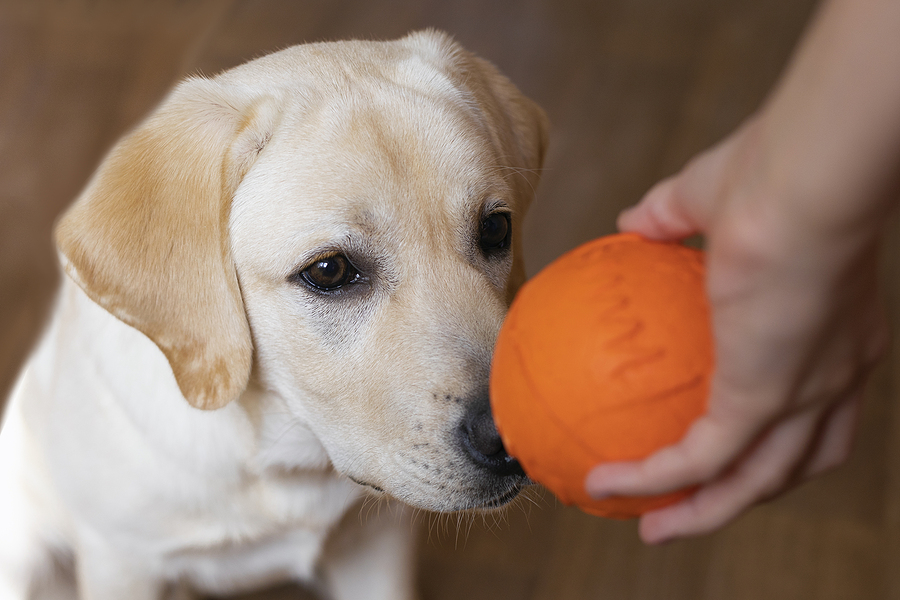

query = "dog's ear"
[[55, 77, 281, 410]]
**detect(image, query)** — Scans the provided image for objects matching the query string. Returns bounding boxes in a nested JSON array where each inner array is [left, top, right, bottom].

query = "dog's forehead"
[[227, 32, 509, 216], [302, 89, 498, 206], [230, 70, 509, 279]]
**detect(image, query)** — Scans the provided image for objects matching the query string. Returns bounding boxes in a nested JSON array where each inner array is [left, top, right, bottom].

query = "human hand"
[[584, 117, 889, 544]]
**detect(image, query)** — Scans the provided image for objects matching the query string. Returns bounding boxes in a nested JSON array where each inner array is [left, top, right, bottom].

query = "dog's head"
[[55, 31, 548, 512]]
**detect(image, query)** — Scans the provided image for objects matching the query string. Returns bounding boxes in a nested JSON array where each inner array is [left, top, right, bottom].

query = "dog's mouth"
[[480, 484, 524, 509], [455, 476, 532, 512], [347, 475, 385, 493], [346, 471, 528, 512]]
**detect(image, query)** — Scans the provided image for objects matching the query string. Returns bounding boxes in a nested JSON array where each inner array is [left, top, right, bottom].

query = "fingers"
[[585, 383, 865, 545], [620, 119, 758, 243], [585, 402, 763, 498], [634, 392, 862, 544], [617, 177, 701, 241], [637, 407, 822, 544]]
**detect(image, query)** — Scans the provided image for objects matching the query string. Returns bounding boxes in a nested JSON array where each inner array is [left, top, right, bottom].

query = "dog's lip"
[[346, 474, 385, 493], [480, 484, 523, 509]]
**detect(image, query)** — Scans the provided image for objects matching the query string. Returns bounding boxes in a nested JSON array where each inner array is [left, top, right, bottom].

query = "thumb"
[[617, 176, 701, 241]]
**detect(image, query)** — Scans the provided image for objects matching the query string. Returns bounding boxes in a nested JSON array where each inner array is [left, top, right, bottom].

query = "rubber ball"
[[490, 233, 713, 519]]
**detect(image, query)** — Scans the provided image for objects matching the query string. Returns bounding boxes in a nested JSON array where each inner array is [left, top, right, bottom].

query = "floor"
[[3, 1, 900, 598]]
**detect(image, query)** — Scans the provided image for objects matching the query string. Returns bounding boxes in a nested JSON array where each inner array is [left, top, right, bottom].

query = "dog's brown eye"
[[300, 255, 359, 291], [480, 213, 511, 252]]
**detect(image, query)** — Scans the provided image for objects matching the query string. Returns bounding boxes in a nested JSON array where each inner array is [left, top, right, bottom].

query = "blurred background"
[[3, 0, 900, 598]]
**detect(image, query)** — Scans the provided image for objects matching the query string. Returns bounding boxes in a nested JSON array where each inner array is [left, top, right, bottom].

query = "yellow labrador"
[[0, 30, 547, 600]]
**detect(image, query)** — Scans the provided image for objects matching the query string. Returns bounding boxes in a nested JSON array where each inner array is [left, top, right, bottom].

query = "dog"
[[0, 30, 548, 600]]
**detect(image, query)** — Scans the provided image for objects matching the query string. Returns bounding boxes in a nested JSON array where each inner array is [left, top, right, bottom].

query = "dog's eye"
[[480, 212, 511, 252], [299, 255, 360, 291]]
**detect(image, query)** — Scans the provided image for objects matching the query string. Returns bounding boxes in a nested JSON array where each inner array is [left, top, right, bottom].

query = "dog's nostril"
[[468, 411, 504, 458], [463, 407, 526, 478]]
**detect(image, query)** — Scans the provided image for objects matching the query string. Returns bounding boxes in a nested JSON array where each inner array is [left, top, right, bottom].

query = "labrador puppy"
[[0, 30, 547, 600]]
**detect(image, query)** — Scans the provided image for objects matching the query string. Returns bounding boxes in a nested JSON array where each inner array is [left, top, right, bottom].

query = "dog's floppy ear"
[[55, 77, 281, 410]]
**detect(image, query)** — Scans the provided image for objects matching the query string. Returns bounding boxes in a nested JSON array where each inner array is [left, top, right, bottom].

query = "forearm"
[[759, 0, 900, 238]]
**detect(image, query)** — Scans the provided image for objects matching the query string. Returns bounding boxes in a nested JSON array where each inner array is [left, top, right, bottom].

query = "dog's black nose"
[[462, 401, 526, 478]]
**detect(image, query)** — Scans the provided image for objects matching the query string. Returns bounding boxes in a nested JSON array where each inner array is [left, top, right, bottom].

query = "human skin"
[[585, 0, 900, 544]]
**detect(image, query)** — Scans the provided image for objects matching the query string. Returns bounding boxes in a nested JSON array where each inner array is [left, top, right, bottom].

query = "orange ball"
[[490, 233, 713, 519]]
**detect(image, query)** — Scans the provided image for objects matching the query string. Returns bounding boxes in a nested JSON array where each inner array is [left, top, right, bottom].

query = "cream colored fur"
[[0, 30, 547, 600]]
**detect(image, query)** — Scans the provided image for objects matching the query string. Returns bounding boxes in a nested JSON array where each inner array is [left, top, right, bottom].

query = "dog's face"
[[232, 79, 530, 510], [55, 31, 548, 512]]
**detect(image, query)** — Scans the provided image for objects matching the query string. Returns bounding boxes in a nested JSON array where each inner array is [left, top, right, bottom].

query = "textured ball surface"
[[490, 233, 712, 519]]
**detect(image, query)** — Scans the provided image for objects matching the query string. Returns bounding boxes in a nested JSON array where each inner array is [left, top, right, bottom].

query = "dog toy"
[[490, 233, 712, 518]]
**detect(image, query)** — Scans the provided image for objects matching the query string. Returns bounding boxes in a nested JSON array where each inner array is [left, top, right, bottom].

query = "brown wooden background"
[[4, 1, 900, 598]]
